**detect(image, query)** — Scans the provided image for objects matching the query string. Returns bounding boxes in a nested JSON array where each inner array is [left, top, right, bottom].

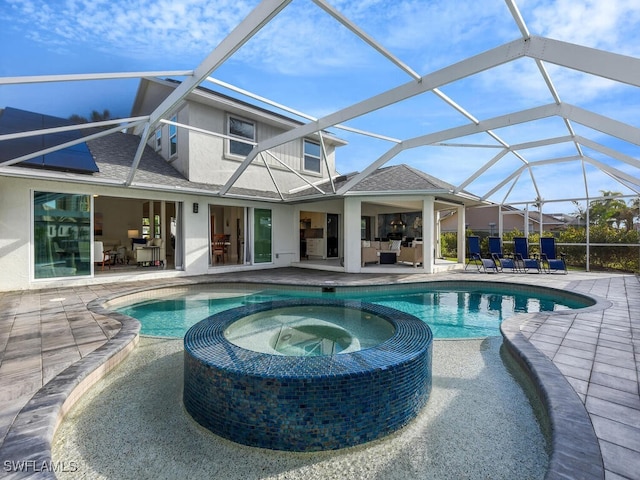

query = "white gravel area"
[[52, 336, 548, 480]]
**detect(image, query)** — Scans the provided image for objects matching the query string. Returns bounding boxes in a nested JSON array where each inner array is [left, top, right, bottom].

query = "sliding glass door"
[[253, 208, 272, 263], [33, 191, 92, 279]]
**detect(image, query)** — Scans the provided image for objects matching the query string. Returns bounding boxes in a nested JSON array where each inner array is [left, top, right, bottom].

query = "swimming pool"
[[115, 281, 592, 339]]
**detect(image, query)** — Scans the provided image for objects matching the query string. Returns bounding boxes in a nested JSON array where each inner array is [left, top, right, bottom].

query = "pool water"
[[223, 305, 395, 356], [117, 283, 589, 339]]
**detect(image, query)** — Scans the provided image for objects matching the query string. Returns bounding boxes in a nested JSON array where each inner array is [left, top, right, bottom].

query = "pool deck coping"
[[0, 269, 638, 479]]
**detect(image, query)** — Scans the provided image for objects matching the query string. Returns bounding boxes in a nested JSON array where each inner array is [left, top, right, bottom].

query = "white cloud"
[[460, 0, 640, 113], [3, 0, 257, 61], [2, 0, 514, 75], [527, 0, 640, 55]]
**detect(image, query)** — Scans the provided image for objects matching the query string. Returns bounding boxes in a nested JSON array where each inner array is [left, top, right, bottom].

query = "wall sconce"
[[193, 203, 199, 214]]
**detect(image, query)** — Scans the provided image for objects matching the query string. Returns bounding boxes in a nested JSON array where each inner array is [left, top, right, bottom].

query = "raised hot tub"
[[183, 298, 433, 451]]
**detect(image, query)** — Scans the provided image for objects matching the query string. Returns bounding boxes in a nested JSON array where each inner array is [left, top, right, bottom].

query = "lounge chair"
[[488, 237, 503, 258], [513, 237, 540, 273], [488, 236, 518, 272], [540, 237, 567, 274], [465, 236, 497, 273]]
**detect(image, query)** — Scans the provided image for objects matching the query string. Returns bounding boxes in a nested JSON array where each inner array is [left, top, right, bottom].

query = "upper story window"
[[303, 139, 321, 173], [155, 129, 162, 151], [169, 116, 177, 156], [228, 116, 255, 157]]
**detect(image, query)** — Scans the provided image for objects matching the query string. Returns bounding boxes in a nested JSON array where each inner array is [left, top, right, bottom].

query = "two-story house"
[[0, 78, 480, 292]]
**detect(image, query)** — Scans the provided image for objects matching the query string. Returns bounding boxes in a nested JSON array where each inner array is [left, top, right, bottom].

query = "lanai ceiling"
[[1, 0, 640, 211]]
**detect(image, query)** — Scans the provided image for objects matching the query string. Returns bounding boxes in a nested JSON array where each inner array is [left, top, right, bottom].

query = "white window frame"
[[169, 116, 177, 157], [155, 128, 162, 151], [226, 114, 256, 159], [303, 139, 322, 174]]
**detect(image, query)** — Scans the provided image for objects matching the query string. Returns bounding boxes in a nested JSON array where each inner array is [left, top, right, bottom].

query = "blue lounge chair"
[[488, 236, 503, 258], [465, 236, 497, 273], [540, 237, 567, 274], [488, 236, 518, 272], [513, 237, 540, 273]]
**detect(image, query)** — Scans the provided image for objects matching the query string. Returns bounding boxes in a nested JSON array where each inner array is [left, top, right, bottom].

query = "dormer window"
[[228, 115, 255, 157], [155, 128, 162, 151], [303, 139, 321, 173]]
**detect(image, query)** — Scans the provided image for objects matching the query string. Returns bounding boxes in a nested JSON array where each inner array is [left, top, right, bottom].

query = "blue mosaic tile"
[[183, 298, 433, 451]]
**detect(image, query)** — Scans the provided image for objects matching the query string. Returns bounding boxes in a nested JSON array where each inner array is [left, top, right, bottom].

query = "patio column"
[[343, 197, 362, 273], [457, 204, 465, 264], [149, 201, 154, 238], [160, 201, 167, 269], [423, 197, 435, 273], [435, 211, 442, 258], [539, 202, 543, 236]]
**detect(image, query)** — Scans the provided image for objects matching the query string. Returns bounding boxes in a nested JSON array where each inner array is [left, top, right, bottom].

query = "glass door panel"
[[253, 208, 272, 263]]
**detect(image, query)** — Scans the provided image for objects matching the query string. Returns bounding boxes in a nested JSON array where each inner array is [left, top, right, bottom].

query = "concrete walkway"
[[0, 269, 638, 479]]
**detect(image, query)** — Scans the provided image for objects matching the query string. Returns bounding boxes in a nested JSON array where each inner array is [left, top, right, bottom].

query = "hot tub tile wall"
[[183, 299, 433, 451]]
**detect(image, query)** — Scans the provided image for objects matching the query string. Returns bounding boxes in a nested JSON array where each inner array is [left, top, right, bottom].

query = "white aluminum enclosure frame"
[[1, 0, 640, 213]]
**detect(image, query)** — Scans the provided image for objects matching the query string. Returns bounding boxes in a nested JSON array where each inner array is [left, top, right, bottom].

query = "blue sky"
[[2, 0, 640, 210]]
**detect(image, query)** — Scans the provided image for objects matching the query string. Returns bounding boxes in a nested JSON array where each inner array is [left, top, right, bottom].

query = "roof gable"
[[351, 164, 455, 192]]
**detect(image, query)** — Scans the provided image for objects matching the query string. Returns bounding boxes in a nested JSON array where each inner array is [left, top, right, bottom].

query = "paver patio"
[[0, 269, 637, 479]]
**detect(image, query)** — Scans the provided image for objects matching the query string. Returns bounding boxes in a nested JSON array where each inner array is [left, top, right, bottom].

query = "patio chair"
[[488, 237, 504, 258], [488, 236, 518, 272], [513, 237, 540, 273], [93, 241, 111, 271], [212, 234, 228, 264], [465, 236, 497, 273], [540, 237, 567, 274]]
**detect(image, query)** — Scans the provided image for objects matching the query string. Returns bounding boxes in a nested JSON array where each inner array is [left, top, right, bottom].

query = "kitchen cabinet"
[[306, 238, 325, 258], [309, 212, 325, 229]]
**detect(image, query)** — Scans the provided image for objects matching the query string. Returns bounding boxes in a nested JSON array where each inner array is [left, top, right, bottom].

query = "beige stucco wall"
[[184, 101, 338, 192], [440, 206, 530, 234]]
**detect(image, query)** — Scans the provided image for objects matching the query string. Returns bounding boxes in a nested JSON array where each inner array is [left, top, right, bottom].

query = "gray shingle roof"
[[88, 133, 196, 187], [87, 133, 282, 200], [81, 134, 472, 202], [289, 164, 458, 199], [350, 164, 455, 192]]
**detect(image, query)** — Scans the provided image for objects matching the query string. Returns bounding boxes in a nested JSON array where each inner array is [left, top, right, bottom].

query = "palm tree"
[[90, 109, 112, 123], [616, 197, 640, 232], [571, 200, 587, 226], [589, 191, 627, 228], [68, 109, 112, 128]]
